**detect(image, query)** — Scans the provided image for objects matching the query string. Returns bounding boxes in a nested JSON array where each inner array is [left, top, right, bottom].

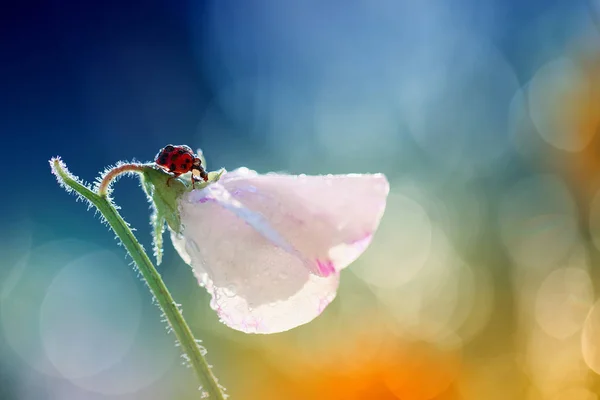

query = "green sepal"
[[140, 166, 225, 265], [150, 209, 166, 265], [141, 167, 184, 265]]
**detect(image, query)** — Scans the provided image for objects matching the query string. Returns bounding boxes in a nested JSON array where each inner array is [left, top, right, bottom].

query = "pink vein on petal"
[[316, 259, 336, 277], [191, 184, 320, 277]]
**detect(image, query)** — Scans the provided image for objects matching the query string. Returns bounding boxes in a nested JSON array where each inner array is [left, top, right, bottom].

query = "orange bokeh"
[[550, 53, 600, 205], [254, 313, 463, 400]]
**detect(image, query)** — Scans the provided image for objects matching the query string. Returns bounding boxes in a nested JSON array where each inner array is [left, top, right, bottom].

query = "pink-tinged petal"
[[172, 168, 388, 333], [172, 186, 339, 334], [218, 168, 389, 275]]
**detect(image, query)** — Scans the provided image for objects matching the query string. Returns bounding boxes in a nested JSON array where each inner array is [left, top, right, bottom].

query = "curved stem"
[[50, 158, 227, 400], [98, 162, 148, 196]]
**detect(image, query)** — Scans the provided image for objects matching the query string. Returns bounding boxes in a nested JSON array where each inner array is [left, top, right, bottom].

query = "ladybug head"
[[191, 157, 209, 181]]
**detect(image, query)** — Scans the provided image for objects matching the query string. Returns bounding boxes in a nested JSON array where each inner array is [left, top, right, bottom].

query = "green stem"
[[50, 158, 226, 400]]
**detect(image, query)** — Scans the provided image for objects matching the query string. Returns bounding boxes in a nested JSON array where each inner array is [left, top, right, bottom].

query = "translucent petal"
[[218, 168, 389, 276], [172, 168, 388, 333]]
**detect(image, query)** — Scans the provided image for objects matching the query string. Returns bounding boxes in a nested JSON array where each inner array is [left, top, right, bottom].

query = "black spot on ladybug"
[[171, 153, 179, 160], [170, 163, 176, 171], [181, 163, 187, 169], [159, 156, 167, 165], [178, 149, 186, 155], [164, 145, 175, 152]]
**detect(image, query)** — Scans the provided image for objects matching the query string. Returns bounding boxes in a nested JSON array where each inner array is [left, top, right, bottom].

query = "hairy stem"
[[50, 158, 226, 400], [98, 162, 148, 196]]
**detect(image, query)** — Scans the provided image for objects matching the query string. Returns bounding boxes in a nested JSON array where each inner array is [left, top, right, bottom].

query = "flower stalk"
[[49, 157, 226, 400]]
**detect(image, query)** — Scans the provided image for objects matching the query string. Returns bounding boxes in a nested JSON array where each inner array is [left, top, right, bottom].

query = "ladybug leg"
[[190, 167, 208, 189], [191, 174, 202, 189], [200, 170, 209, 182]]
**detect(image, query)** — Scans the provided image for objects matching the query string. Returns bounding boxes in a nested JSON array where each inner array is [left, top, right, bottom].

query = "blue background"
[[2, 0, 600, 399]]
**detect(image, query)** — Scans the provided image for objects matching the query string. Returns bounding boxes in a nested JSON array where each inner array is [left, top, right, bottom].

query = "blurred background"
[[2, 0, 600, 399]]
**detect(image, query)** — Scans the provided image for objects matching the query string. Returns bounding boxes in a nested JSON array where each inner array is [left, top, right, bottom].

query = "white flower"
[[170, 167, 389, 334]]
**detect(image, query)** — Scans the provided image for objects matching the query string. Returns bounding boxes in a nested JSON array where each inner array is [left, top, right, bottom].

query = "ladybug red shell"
[[154, 144, 208, 186]]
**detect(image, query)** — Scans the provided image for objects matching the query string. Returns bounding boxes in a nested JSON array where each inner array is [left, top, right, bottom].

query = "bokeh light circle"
[[383, 340, 461, 400], [1, 239, 106, 377], [351, 184, 433, 289], [582, 299, 600, 375], [534, 267, 593, 340], [0, 238, 177, 396], [39, 250, 142, 379], [499, 174, 579, 270], [65, 311, 180, 396], [525, 325, 589, 397], [400, 33, 518, 176], [589, 188, 600, 251], [375, 228, 466, 347], [450, 260, 494, 344], [528, 57, 595, 152]]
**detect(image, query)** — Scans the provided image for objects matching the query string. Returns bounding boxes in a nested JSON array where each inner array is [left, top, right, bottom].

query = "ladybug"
[[154, 144, 208, 187]]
